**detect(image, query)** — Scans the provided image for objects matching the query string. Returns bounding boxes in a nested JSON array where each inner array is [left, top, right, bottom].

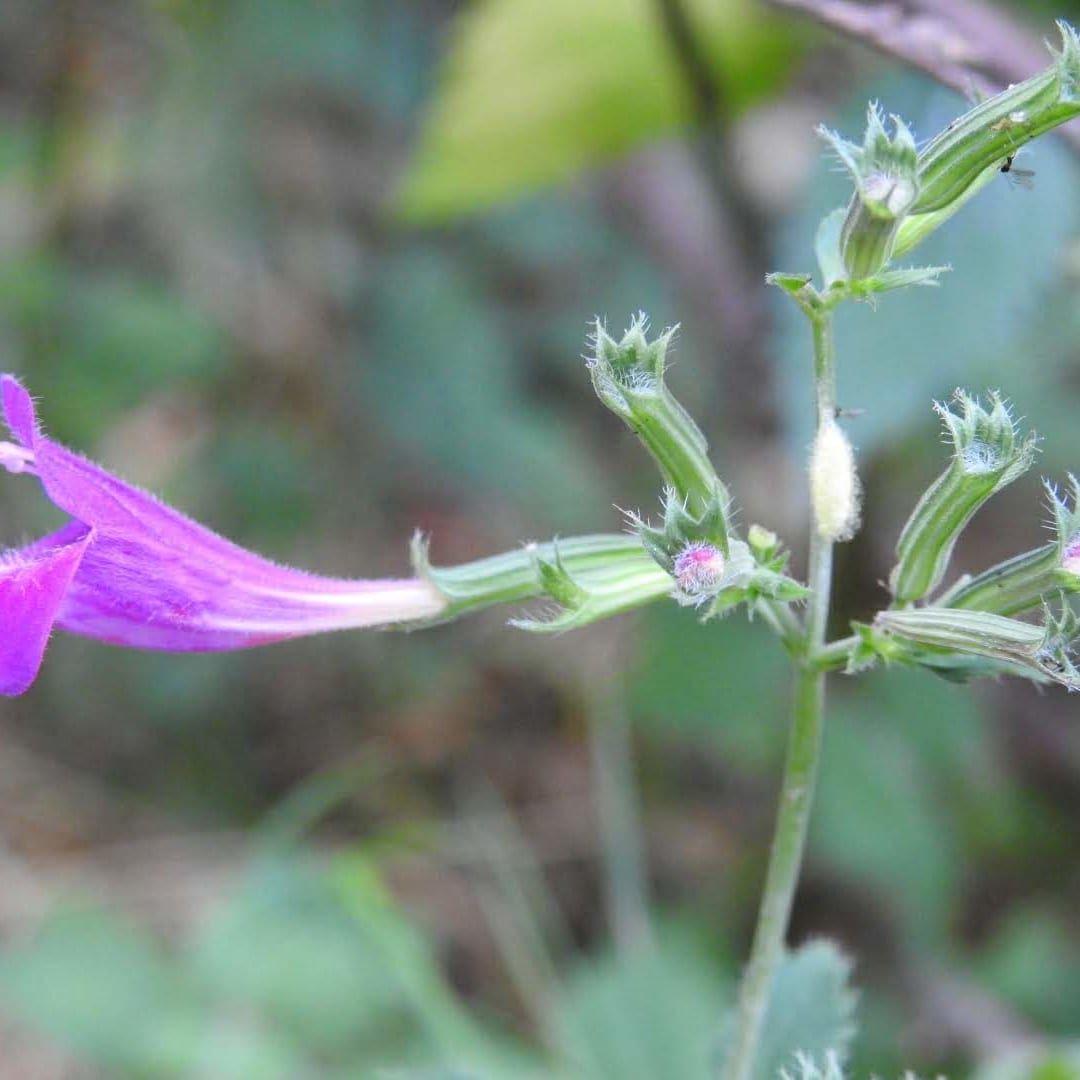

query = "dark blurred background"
[[0, 1, 1078, 1076]]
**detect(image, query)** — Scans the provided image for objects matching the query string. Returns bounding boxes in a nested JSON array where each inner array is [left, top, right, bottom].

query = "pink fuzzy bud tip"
[[673, 542, 725, 596], [1063, 536, 1080, 577]]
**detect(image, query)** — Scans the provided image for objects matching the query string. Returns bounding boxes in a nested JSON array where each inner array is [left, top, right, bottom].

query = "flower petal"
[[0, 524, 91, 695], [1, 375, 446, 654], [4, 373, 269, 545], [56, 529, 445, 650]]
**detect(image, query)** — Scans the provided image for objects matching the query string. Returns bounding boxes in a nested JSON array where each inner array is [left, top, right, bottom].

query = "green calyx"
[[889, 391, 1039, 605], [629, 488, 806, 616], [942, 475, 1080, 615], [807, 23, 1080, 294], [911, 21, 1080, 216], [508, 543, 674, 633], [632, 483, 733, 566], [588, 315, 727, 516], [411, 532, 663, 624], [818, 105, 919, 280], [795, 212, 949, 299], [891, 166, 998, 261], [863, 605, 1080, 691]]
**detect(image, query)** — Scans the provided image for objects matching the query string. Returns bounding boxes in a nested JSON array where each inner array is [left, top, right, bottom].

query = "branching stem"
[[724, 305, 837, 1080]]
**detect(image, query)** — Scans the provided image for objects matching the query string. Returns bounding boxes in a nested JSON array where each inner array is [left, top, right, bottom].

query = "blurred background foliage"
[[0, 0, 1078, 1076]]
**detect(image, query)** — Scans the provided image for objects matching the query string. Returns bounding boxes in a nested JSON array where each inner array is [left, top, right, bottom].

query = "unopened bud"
[[818, 105, 919, 279], [1063, 535, 1080, 576], [941, 476, 1080, 616], [810, 418, 861, 542], [672, 541, 725, 601], [631, 483, 733, 569], [912, 21, 1080, 216], [588, 315, 727, 516], [629, 489, 806, 618], [873, 604, 1080, 692], [890, 391, 1038, 604]]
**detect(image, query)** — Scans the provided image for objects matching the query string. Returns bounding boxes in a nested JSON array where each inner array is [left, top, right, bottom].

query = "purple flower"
[[0, 375, 446, 696]]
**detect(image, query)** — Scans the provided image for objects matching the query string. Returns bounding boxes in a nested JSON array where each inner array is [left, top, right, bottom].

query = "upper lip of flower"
[[0, 374, 445, 696]]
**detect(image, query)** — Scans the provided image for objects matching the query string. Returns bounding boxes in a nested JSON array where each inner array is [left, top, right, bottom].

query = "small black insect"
[[1000, 154, 1035, 189]]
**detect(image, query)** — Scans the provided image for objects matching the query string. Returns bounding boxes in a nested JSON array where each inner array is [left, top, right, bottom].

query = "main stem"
[[725, 304, 836, 1080]]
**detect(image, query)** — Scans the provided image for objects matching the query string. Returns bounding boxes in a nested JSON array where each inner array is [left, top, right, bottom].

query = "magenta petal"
[[1, 376, 422, 594], [0, 524, 91, 695], [1, 375, 36, 448], [55, 529, 444, 651], [0, 374, 446, 669], [3, 373, 227, 539]]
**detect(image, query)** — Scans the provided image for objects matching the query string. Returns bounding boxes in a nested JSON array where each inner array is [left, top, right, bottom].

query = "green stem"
[[757, 599, 804, 655], [725, 306, 836, 1080], [814, 634, 860, 672]]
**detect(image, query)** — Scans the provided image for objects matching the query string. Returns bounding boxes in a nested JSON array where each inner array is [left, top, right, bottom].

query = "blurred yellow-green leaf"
[[398, 0, 794, 221]]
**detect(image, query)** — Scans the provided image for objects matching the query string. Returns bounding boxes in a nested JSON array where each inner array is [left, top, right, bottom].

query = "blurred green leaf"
[[399, 0, 793, 221], [0, 858, 537, 1078], [0, 905, 301, 1077], [53, 274, 223, 431], [0, 120, 40, 178], [0, 253, 63, 320], [158, 0, 430, 117], [366, 248, 605, 525], [194, 857, 428, 1061], [0, 906, 198, 1072], [0, 264, 223, 443], [195, 855, 535, 1075], [390, 1070, 496, 1080], [552, 932, 729, 1080], [813, 670, 969, 944], [630, 606, 790, 769], [976, 1043, 1080, 1080], [204, 419, 319, 545], [972, 904, 1080, 1032], [716, 940, 856, 1080]]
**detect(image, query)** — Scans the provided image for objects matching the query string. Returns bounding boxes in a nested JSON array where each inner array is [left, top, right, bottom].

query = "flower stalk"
[[725, 301, 837, 1080]]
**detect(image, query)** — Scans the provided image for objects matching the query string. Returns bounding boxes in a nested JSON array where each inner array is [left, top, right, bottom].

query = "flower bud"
[[809, 417, 861, 542], [872, 605, 1080, 691], [588, 315, 727, 517], [889, 391, 1038, 604], [632, 483, 733, 566], [629, 488, 806, 616], [911, 21, 1080, 216], [1063, 538, 1080, 576], [747, 524, 779, 559], [672, 541, 726, 605], [942, 476, 1080, 616], [818, 105, 919, 279]]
